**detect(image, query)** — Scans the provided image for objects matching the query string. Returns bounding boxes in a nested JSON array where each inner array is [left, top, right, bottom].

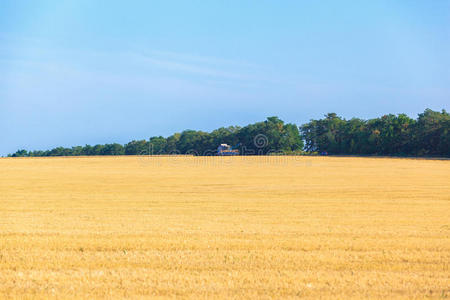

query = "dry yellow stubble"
[[0, 156, 449, 299]]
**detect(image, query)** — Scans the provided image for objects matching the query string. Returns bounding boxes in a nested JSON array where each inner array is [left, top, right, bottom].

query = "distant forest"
[[8, 109, 450, 157]]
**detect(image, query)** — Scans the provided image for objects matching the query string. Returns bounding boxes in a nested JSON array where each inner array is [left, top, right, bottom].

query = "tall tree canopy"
[[8, 109, 449, 157], [9, 117, 303, 157], [300, 109, 449, 156]]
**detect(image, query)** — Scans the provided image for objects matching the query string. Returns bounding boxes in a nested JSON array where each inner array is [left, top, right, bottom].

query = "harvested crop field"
[[0, 156, 449, 299]]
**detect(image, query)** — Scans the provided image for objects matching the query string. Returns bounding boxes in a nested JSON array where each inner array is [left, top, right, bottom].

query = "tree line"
[[9, 116, 303, 157], [301, 109, 449, 156], [8, 109, 449, 157]]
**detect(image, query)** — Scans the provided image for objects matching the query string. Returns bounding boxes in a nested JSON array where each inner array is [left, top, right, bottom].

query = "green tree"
[[124, 140, 149, 155]]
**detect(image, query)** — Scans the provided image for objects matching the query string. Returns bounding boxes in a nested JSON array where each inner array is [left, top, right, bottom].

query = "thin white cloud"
[[146, 49, 259, 69], [135, 54, 252, 81]]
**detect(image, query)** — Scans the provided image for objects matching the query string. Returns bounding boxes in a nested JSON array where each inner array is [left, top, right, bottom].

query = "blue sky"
[[1, 0, 449, 155]]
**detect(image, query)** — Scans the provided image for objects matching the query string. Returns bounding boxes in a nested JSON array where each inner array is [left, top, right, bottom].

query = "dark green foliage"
[[413, 109, 450, 156], [101, 143, 125, 155], [9, 149, 29, 157], [236, 116, 303, 154], [300, 109, 449, 157], [164, 133, 181, 154], [149, 136, 167, 155], [9, 117, 302, 157], [124, 140, 148, 155], [8, 110, 449, 157]]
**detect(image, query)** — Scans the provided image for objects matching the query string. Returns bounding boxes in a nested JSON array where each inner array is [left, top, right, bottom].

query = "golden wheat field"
[[0, 156, 449, 299]]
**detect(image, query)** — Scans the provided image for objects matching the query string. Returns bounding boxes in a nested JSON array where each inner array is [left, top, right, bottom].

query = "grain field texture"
[[0, 156, 449, 299]]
